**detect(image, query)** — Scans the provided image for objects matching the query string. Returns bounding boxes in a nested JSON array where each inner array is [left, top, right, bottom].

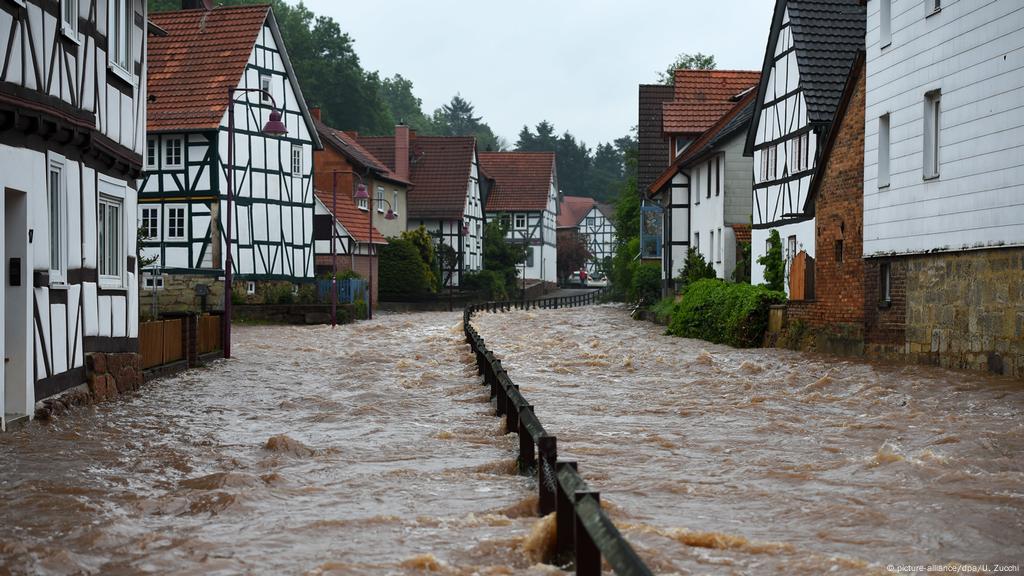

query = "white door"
[[4, 188, 31, 429]]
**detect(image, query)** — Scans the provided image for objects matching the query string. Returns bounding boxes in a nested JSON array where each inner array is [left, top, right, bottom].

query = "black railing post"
[[538, 435, 557, 515], [555, 460, 578, 558], [575, 491, 601, 576], [506, 384, 520, 433], [517, 405, 535, 473]]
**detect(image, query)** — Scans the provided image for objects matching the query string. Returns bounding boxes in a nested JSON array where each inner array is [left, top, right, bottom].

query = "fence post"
[[494, 360, 507, 417], [517, 405, 535, 473], [574, 491, 601, 576], [555, 460, 578, 559], [538, 435, 557, 515], [506, 384, 520, 433]]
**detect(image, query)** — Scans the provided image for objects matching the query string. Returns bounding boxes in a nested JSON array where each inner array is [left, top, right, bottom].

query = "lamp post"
[[224, 87, 287, 359], [352, 179, 396, 320]]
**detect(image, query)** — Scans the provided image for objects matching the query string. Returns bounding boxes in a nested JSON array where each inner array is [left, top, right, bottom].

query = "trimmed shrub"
[[462, 269, 508, 300], [666, 279, 786, 348], [379, 238, 433, 297], [676, 249, 716, 291]]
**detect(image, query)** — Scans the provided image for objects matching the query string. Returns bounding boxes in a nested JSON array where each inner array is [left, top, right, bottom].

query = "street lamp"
[[353, 178, 396, 320], [224, 87, 287, 359]]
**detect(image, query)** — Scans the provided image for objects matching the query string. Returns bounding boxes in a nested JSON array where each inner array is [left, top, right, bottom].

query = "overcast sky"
[[303, 0, 776, 148]]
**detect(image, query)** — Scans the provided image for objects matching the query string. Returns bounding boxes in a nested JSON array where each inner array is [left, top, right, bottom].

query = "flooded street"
[[0, 313, 558, 575], [473, 305, 1024, 575]]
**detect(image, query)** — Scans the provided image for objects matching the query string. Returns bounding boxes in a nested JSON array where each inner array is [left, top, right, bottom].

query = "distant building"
[[557, 196, 616, 275], [358, 131, 484, 287], [140, 5, 322, 311], [1, 0, 147, 426], [744, 0, 865, 295], [860, 0, 1024, 376], [478, 152, 559, 283]]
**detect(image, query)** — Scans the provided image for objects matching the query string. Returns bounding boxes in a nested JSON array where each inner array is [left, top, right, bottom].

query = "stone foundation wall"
[[35, 352, 144, 420], [140, 274, 225, 318]]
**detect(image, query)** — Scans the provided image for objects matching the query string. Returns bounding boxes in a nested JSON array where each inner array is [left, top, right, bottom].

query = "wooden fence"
[[139, 319, 184, 370], [197, 314, 222, 355], [464, 289, 652, 575]]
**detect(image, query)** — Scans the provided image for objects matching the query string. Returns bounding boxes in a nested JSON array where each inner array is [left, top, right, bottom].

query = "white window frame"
[[164, 136, 184, 169], [165, 206, 187, 240], [880, 0, 892, 48], [357, 196, 368, 211], [108, 0, 132, 79], [291, 144, 303, 177], [717, 227, 723, 263], [768, 145, 778, 180], [375, 185, 385, 213], [515, 213, 526, 229], [260, 73, 272, 102], [143, 275, 164, 291], [926, 0, 941, 16], [97, 178, 127, 289], [392, 189, 400, 215], [48, 153, 68, 286], [145, 136, 158, 169], [246, 281, 256, 295], [878, 113, 891, 188], [61, 0, 79, 41], [694, 232, 700, 257], [923, 90, 941, 179], [141, 206, 160, 240]]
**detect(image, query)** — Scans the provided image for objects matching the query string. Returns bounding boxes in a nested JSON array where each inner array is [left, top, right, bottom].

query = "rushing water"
[[472, 304, 1024, 575], [0, 313, 563, 575]]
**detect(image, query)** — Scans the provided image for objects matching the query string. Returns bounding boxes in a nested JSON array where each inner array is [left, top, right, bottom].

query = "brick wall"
[[787, 63, 866, 335]]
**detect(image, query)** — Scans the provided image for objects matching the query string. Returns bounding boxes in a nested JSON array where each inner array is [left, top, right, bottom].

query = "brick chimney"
[[395, 124, 410, 181], [309, 107, 321, 121]]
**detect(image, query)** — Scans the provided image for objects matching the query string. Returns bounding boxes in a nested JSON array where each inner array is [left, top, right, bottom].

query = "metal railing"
[[464, 290, 653, 576]]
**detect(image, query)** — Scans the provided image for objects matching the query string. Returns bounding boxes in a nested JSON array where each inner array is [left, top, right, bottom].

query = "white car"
[[587, 274, 608, 288]]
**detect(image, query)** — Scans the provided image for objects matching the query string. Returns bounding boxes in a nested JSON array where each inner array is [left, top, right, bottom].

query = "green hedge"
[[666, 279, 785, 348], [379, 238, 433, 297], [628, 262, 662, 306]]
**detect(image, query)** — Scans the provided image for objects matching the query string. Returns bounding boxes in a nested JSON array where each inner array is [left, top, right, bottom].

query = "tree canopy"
[[658, 52, 717, 84]]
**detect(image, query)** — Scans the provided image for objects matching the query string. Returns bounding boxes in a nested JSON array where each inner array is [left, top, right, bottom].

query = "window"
[[98, 195, 124, 285], [709, 230, 715, 262], [260, 73, 272, 102], [62, 0, 78, 39], [760, 149, 768, 182], [357, 195, 368, 210], [694, 232, 700, 256], [878, 114, 891, 188], [392, 190, 399, 215], [880, 0, 892, 47], [141, 207, 159, 239], [164, 136, 183, 169], [787, 235, 797, 264], [500, 214, 511, 229], [144, 276, 164, 291], [694, 178, 700, 205], [768, 145, 777, 179], [145, 137, 157, 169], [109, 0, 132, 74], [291, 145, 303, 177], [835, 239, 844, 264], [879, 262, 892, 305], [375, 185, 385, 213], [675, 138, 687, 157], [924, 90, 941, 178], [715, 157, 721, 196], [246, 281, 256, 295], [515, 213, 526, 229], [586, 216, 596, 227], [927, 0, 941, 15], [706, 160, 712, 199], [794, 133, 810, 172], [526, 247, 535, 268], [718, 227, 723, 263], [166, 207, 186, 240], [48, 156, 67, 285]]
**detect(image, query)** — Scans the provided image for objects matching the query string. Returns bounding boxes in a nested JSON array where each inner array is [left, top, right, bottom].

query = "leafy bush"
[[757, 229, 785, 292], [610, 237, 640, 301], [260, 282, 295, 305], [666, 279, 786, 348], [628, 262, 662, 306], [400, 226, 438, 289], [296, 283, 318, 305], [676, 249, 716, 291], [650, 296, 678, 324], [379, 238, 433, 297], [462, 269, 508, 300]]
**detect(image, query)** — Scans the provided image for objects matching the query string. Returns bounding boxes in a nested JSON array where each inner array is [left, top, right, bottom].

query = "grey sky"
[[303, 0, 776, 148]]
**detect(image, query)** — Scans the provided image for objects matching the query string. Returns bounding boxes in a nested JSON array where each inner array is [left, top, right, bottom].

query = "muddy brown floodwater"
[[0, 312, 564, 575], [472, 304, 1024, 575]]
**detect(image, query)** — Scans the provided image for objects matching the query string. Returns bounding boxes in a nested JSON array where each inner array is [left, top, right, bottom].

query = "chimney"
[[395, 124, 410, 180], [309, 107, 321, 121], [181, 0, 204, 9]]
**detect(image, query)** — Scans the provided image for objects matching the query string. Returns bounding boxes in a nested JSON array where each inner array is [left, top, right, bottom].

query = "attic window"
[[260, 73, 272, 102]]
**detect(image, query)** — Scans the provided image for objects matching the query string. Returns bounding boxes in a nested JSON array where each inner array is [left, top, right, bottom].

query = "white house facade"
[[140, 5, 320, 312], [746, 0, 865, 293], [577, 205, 615, 274], [1, 0, 147, 427]]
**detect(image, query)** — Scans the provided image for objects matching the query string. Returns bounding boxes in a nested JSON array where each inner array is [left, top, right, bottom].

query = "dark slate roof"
[[637, 84, 674, 195], [788, 0, 866, 124]]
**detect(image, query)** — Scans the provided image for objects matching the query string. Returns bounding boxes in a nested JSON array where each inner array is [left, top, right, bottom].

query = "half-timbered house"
[[140, 4, 321, 313], [744, 0, 865, 293], [1, 0, 147, 428], [648, 90, 757, 283], [556, 195, 616, 276], [358, 130, 484, 287], [478, 151, 558, 283]]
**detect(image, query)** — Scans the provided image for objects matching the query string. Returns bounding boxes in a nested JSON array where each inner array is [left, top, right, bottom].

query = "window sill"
[[878, 300, 892, 310], [926, 7, 941, 18], [107, 63, 133, 87], [923, 173, 940, 181], [164, 163, 184, 171], [878, 183, 890, 190], [49, 282, 69, 290], [60, 27, 82, 46], [99, 283, 127, 292], [881, 41, 892, 50]]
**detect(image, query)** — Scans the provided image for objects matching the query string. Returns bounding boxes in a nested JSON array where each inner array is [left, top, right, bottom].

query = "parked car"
[[587, 273, 608, 288], [566, 271, 586, 287]]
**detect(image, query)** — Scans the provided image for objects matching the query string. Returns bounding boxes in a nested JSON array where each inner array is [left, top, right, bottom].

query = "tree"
[[658, 52, 717, 84], [378, 238, 433, 297], [379, 74, 435, 134], [399, 226, 438, 289], [557, 230, 591, 283], [481, 219, 526, 296], [757, 229, 785, 292], [432, 94, 503, 151], [676, 249, 717, 290]]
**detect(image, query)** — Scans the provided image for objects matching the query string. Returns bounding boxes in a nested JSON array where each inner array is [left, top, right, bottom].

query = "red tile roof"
[[314, 190, 386, 245], [357, 135, 476, 220], [731, 224, 752, 245], [662, 69, 760, 134], [478, 152, 555, 212], [314, 118, 409, 185], [557, 195, 595, 229], [148, 6, 271, 132]]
